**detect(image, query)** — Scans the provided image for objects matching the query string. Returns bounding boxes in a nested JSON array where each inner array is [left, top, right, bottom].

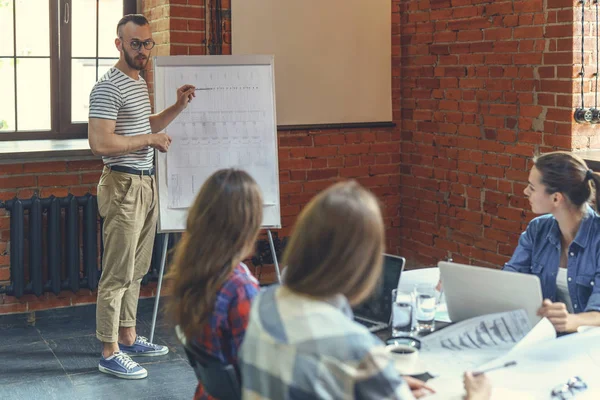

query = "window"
[[0, 0, 136, 141]]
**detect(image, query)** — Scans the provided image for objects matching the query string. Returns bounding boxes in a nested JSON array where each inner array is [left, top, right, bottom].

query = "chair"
[[175, 326, 241, 400]]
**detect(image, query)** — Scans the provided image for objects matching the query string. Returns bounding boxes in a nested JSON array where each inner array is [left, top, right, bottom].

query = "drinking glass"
[[414, 283, 436, 333], [391, 288, 414, 336]]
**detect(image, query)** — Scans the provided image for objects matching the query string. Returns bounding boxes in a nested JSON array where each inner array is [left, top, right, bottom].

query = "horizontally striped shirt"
[[88, 67, 153, 169], [239, 286, 414, 400]]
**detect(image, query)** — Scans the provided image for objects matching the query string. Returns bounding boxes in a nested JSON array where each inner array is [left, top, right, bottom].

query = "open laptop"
[[438, 261, 543, 325], [353, 254, 406, 333]]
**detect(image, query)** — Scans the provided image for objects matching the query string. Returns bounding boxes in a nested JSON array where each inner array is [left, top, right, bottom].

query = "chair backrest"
[[175, 326, 241, 400]]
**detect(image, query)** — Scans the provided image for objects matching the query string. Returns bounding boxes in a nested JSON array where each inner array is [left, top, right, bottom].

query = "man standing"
[[88, 14, 195, 379]]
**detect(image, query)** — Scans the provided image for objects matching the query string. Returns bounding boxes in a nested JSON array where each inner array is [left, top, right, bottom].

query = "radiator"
[[0, 194, 171, 299]]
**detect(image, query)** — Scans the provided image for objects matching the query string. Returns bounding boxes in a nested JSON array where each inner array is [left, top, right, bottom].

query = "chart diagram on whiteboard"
[[163, 65, 278, 209]]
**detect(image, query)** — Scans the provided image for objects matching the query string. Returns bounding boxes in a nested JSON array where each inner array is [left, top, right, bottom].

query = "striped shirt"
[[88, 67, 153, 169], [239, 286, 414, 400]]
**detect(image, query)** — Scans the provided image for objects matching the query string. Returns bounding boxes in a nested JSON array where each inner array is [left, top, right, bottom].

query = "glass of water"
[[391, 289, 414, 336], [414, 283, 436, 333]]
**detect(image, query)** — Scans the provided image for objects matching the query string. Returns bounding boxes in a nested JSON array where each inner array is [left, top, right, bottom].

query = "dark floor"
[[0, 298, 197, 400]]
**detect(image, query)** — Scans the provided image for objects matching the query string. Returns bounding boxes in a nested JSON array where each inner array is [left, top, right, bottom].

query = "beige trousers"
[[95, 167, 158, 343]]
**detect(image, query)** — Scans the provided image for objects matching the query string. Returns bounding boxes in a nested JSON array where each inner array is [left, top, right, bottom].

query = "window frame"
[[0, 0, 137, 142]]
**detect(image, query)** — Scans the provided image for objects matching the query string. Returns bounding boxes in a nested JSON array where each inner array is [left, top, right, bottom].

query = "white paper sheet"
[[163, 66, 278, 209], [506, 317, 555, 355], [419, 309, 531, 378], [427, 322, 600, 399]]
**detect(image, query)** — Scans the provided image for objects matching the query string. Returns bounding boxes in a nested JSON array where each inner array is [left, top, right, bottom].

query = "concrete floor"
[[0, 298, 197, 400]]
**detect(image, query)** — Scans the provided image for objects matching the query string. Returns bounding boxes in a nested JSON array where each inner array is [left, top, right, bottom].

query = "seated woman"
[[504, 151, 600, 332], [239, 180, 489, 400], [166, 169, 263, 400]]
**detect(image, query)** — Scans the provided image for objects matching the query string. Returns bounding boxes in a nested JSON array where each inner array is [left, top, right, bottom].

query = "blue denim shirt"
[[503, 205, 600, 313]]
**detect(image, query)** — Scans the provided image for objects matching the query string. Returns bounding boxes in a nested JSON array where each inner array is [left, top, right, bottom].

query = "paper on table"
[[479, 329, 600, 398], [473, 317, 555, 373], [418, 309, 531, 378], [426, 377, 536, 400], [428, 322, 600, 399], [507, 317, 555, 355]]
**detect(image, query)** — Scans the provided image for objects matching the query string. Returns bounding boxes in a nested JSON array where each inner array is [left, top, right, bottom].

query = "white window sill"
[[0, 139, 98, 164]]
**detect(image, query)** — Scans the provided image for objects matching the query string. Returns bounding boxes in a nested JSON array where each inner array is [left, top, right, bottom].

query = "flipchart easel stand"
[[149, 230, 282, 342]]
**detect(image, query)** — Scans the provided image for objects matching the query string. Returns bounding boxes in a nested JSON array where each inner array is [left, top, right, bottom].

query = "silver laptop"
[[353, 254, 406, 332], [438, 261, 543, 325]]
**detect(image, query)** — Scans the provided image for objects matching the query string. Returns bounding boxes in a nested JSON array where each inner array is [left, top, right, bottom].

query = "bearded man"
[[88, 14, 195, 379]]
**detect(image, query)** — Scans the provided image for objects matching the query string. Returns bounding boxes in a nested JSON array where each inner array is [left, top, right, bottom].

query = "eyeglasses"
[[120, 37, 155, 51], [551, 376, 587, 399]]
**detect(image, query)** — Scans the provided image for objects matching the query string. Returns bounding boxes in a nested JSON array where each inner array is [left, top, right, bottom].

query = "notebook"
[[353, 254, 406, 333]]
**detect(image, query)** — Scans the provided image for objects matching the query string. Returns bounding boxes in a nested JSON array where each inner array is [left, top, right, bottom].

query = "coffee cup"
[[385, 344, 419, 375]]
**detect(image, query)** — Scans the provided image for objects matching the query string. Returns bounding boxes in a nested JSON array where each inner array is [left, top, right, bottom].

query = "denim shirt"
[[503, 205, 600, 313]]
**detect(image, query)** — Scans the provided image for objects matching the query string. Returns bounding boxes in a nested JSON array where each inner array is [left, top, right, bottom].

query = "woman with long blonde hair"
[[166, 168, 263, 400], [239, 180, 490, 400]]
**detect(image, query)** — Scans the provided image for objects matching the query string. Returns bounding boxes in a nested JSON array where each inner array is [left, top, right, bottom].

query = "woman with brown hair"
[[166, 168, 263, 400], [239, 180, 490, 399], [504, 151, 600, 332]]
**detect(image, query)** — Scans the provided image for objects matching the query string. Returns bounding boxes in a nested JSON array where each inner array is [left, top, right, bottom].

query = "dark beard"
[[123, 49, 148, 71]]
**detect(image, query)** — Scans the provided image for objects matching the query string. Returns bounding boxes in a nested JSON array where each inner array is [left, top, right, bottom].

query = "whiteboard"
[[153, 55, 281, 232]]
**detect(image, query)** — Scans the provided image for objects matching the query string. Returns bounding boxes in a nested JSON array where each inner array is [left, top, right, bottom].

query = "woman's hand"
[[403, 376, 435, 398], [463, 372, 491, 400], [537, 299, 572, 332]]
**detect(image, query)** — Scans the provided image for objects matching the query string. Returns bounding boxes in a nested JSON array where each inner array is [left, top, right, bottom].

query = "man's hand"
[[403, 376, 435, 398], [463, 372, 491, 400], [149, 133, 172, 153], [176, 84, 196, 110], [537, 299, 571, 332]]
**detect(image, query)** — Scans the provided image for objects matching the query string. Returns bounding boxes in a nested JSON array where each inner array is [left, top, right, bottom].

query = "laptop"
[[353, 254, 406, 333], [438, 261, 543, 325]]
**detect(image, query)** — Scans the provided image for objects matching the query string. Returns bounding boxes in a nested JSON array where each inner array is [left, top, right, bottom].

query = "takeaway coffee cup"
[[385, 344, 419, 375]]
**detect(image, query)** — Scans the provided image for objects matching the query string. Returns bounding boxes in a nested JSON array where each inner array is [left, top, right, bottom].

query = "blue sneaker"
[[99, 352, 147, 379], [119, 335, 169, 357]]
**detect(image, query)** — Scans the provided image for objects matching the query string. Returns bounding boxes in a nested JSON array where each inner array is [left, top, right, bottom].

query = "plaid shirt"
[[239, 286, 414, 400], [193, 263, 259, 400]]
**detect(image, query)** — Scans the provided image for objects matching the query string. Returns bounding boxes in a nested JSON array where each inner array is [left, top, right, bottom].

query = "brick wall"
[[397, 0, 599, 268], [142, 0, 208, 97]]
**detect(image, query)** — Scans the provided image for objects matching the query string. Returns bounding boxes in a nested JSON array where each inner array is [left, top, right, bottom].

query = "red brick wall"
[[396, 0, 600, 268], [142, 0, 208, 97]]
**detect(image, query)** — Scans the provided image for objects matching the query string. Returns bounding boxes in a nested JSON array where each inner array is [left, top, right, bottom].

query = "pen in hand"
[[472, 361, 517, 377]]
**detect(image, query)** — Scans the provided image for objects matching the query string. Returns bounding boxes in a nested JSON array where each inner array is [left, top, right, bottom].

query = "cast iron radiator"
[[0, 194, 171, 299]]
